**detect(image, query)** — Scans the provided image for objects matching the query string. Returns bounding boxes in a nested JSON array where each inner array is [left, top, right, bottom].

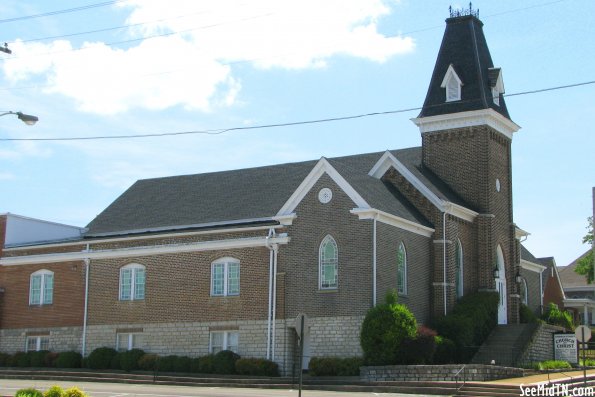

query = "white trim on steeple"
[[411, 108, 521, 140], [440, 64, 463, 102]]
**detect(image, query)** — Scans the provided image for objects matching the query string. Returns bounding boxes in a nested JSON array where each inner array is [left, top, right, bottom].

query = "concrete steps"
[[472, 324, 535, 366], [455, 382, 520, 397]]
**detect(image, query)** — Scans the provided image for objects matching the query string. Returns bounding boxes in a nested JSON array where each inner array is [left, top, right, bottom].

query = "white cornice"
[[563, 298, 595, 309], [368, 151, 478, 222], [276, 157, 370, 216], [515, 226, 530, 240], [272, 213, 297, 226], [350, 208, 435, 238], [520, 259, 546, 273], [4, 224, 284, 252], [411, 108, 520, 139], [0, 235, 290, 266]]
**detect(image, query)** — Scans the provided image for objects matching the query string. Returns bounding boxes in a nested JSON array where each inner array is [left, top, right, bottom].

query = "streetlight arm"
[[0, 110, 38, 125]]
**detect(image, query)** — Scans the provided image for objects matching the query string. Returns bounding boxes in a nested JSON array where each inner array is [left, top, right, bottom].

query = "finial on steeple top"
[[449, 2, 479, 18]]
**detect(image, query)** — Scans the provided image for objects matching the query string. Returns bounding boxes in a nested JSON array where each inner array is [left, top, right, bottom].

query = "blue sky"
[[0, 0, 593, 266]]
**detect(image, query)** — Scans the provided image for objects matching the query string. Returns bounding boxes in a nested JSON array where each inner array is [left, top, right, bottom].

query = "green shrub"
[[138, 353, 158, 371], [197, 355, 215, 374], [44, 352, 59, 368], [433, 292, 499, 363], [110, 352, 122, 370], [173, 356, 192, 373], [542, 303, 574, 330], [360, 290, 417, 365], [308, 357, 363, 376], [15, 388, 43, 397], [5, 353, 19, 367], [235, 358, 280, 377], [55, 351, 82, 368], [29, 351, 49, 367], [536, 360, 572, 370], [434, 336, 456, 364], [87, 347, 118, 370], [580, 358, 595, 366], [520, 304, 538, 324], [118, 349, 145, 372], [15, 352, 31, 367], [155, 355, 178, 372], [63, 387, 88, 397], [0, 352, 10, 366], [44, 385, 64, 397], [398, 326, 437, 364], [213, 350, 240, 374]]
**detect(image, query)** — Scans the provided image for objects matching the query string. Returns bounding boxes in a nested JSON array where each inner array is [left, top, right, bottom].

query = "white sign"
[[575, 325, 592, 343], [554, 333, 578, 364]]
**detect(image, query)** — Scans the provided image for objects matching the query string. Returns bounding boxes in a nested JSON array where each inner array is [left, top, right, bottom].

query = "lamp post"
[[0, 111, 38, 125]]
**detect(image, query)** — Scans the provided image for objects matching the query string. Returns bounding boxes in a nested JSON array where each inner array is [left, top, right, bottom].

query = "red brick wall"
[[0, 262, 85, 329]]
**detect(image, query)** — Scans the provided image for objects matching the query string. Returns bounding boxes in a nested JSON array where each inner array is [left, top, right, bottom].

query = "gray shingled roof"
[[558, 251, 592, 288], [418, 15, 510, 119], [87, 148, 467, 237], [521, 245, 540, 263]]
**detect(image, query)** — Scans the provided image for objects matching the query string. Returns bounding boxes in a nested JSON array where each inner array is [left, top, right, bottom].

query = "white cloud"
[[2, 0, 413, 115], [0, 172, 15, 180]]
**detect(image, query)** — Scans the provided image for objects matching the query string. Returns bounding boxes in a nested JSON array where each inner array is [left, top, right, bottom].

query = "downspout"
[[265, 229, 274, 360], [271, 243, 279, 361], [82, 244, 90, 357], [372, 216, 377, 306], [539, 268, 544, 314], [442, 209, 448, 316]]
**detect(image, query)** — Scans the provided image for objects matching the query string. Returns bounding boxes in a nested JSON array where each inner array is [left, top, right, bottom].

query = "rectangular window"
[[29, 271, 53, 305], [120, 268, 132, 300], [26, 336, 50, 352], [30, 275, 42, 305], [116, 333, 142, 351], [211, 260, 240, 296], [210, 331, 239, 354], [119, 265, 145, 301]]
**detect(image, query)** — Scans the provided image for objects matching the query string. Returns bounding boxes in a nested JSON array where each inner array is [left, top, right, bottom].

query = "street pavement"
[[0, 379, 434, 397]]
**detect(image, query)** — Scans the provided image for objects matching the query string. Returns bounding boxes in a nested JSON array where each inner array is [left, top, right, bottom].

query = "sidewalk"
[[488, 368, 595, 385]]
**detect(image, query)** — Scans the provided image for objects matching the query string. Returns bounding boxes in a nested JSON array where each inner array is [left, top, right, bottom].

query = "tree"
[[575, 217, 594, 283]]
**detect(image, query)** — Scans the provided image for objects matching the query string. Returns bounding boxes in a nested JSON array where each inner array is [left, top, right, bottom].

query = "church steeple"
[[417, 5, 511, 121]]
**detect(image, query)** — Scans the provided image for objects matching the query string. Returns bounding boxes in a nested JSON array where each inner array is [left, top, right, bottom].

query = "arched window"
[[120, 264, 145, 301], [30, 269, 53, 305], [519, 277, 528, 305], [455, 239, 464, 298], [319, 235, 338, 289], [397, 243, 407, 295], [211, 257, 240, 296]]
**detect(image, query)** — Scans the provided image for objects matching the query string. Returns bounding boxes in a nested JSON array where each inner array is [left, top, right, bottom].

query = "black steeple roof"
[[418, 12, 511, 120]]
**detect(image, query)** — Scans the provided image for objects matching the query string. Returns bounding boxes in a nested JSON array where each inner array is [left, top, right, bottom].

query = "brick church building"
[[0, 9, 551, 373]]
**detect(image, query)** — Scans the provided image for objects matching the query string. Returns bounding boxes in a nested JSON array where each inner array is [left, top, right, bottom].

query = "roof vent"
[[449, 2, 479, 18]]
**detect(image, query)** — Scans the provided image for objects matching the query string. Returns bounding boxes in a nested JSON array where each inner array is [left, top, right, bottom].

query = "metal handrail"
[[454, 364, 466, 390]]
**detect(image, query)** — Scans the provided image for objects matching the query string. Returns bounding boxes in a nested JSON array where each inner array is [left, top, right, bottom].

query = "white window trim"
[[209, 330, 239, 354], [211, 257, 240, 297], [29, 269, 53, 306], [319, 235, 338, 290], [26, 335, 50, 352], [455, 239, 464, 298], [116, 332, 141, 351], [440, 64, 463, 102], [397, 242, 407, 296], [492, 87, 500, 106], [119, 263, 146, 301]]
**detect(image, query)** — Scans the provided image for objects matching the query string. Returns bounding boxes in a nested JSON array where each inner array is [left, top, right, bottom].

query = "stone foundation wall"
[[519, 323, 564, 364], [308, 315, 363, 358], [361, 364, 523, 382], [0, 326, 82, 353]]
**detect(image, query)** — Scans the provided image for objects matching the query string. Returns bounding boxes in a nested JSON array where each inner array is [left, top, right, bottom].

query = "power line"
[[0, 1, 129, 24], [1, 80, 593, 142]]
